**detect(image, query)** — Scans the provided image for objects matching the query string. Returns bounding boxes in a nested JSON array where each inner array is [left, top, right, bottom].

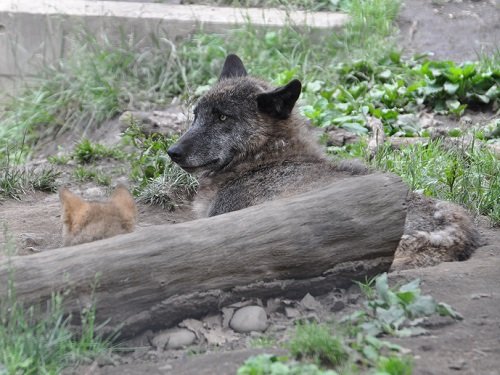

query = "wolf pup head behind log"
[[59, 185, 137, 246], [168, 54, 479, 269]]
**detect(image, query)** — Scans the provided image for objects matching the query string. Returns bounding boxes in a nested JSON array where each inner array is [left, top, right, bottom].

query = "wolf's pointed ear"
[[111, 184, 137, 224], [256, 79, 302, 120], [219, 54, 247, 81], [59, 187, 88, 230]]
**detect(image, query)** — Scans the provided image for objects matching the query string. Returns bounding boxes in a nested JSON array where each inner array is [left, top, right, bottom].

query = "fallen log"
[[0, 173, 408, 339]]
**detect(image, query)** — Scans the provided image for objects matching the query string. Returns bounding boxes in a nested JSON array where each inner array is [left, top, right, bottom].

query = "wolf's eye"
[[219, 114, 227, 121]]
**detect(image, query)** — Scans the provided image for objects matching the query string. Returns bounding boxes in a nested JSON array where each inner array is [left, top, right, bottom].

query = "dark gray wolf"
[[168, 54, 479, 270]]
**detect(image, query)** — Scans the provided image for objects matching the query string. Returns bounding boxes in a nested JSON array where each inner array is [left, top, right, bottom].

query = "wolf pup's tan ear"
[[219, 54, 247, 81], [257, 79, 302, 120], [111, 184, 137, 229], [59, 187, 89, 232]]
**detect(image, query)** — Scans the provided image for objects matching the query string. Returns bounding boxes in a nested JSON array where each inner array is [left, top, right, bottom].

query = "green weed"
[[371, 140, 500, 225], [47, 154, 71, 165], [288, 323, 348, 367], [343, 273, 462, 338], [72, 139, 125, 165], [250, 335, 277, 349], [237, 354, 339, 375], [375, 356, 413, 375], [0, 151, 60, 200], [122, 121, 198, 206], [73, 166, 111, 186], [302, 55, 499, 136]]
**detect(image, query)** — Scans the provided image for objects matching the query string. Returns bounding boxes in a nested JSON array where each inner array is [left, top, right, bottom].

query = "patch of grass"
[[342, 0, 401, 56], [0, 234, 114, 374], [331, 137, 500, 225], [237, 354, 338, 375], [376, 356, 413, 375], [73, 166, 111, 186], [72, 139, 125, 164], [122, 120, 198, 206], [47, 154, 71, 165], [288, 323, 348, 367], [371, 140, 500, 224], [0, 149, 60, 199], [0, 31, 190, 161], [250, 335, 277, 349], [136, 165, 198, 209]]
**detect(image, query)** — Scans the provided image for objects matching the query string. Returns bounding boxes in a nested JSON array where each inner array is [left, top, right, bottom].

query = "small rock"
[[347, 293, 360, 304], [19, 233, 43, 249], [300, 293, 322, 311], [96, 354, 118, 367], [294, 313, 320, 325], [158, 364, 173, 371], [285, 307, 300, 319], [331, 300, 345, 312], [222, 307, 235, 328], [265, 298, 283, 314], [230, 305, 268, 333], [449, 359, 467, 370], [203, 326, 239, 346], [471, 293, 492, 300], [203, 314, 222, 328], [152, 328, 196, 350]]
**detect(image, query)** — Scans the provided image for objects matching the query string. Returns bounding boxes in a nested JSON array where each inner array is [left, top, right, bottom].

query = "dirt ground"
[[1, 0, 499, 374]]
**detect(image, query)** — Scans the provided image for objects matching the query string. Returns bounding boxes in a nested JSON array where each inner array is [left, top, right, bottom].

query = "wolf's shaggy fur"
[[168, 54, 479, 269]]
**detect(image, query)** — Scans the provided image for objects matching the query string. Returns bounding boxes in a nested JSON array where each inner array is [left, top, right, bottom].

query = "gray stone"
[[229, 305, 268, 333], [152, 328, 196, 350], [300, 293, 322, 311]]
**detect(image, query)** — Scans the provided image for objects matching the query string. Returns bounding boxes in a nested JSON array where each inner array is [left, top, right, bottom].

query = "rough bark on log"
[[0, 173, 408, 339]]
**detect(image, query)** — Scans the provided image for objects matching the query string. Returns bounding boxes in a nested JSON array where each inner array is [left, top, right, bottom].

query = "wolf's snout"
[[167, 144, 184, 163]]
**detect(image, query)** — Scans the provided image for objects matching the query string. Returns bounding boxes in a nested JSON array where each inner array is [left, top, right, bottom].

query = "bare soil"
[[1, 0, 499, 374]]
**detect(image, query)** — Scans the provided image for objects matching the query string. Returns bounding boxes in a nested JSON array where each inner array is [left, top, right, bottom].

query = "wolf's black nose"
[[167, 144, 184, 163]]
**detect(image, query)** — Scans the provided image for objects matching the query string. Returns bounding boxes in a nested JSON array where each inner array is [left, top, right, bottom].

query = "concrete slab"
[[0, 0, 348, 96], [0, 1, 348, 29]]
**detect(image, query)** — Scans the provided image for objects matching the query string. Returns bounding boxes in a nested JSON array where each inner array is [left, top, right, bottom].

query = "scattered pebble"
[[449, 359, 467, 370], [152, 328, 196, 350], [331, 299, 345, 312], [300, 293, 322, 311], [230, 305, 268, 333], [285, 307, 300, 319]]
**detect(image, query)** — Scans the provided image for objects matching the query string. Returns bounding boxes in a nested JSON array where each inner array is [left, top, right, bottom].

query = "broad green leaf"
[[306, 80, 323, 93], [340, 122, 368, 135], [485, 84, 499, 99], [396, 291, 416, 305], [437, 302, 463, 320], [379, 70, 392, 80], [444, 82, 459, 95], [446, 99, 461, 110], [399, 278, 421, 293], [362, 344, 380, 361], [376, 305, 405, 326], [407, 295, 436, 317]]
